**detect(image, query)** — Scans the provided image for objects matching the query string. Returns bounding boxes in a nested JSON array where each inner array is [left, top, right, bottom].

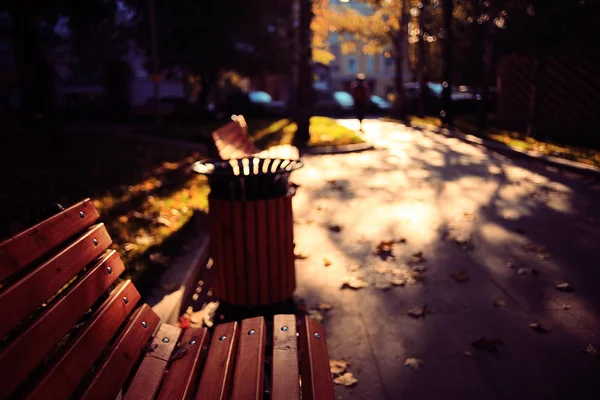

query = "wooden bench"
[[212, 115, 300, 160], [0, 199, 334, 399]]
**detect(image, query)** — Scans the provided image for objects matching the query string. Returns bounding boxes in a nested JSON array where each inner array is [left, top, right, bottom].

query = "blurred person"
[[350, 73, 370, 131]]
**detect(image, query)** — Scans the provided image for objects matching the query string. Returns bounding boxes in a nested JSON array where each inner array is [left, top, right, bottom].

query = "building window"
[[367, 55, 374, 73], [346, 56, 358, 74], [385, 56, 394, 72]]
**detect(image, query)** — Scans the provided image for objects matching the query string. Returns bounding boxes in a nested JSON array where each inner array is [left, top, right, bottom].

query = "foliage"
[[312, 0, 336, 65]]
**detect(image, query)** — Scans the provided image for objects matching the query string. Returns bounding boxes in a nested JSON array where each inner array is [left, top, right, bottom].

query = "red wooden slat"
[[266, 198, 280, 303], [26, 280, 140, 400], [221, 200, 236, 304], [232, 201, 247, 305], [210, 198, 226, 301], [0, 250, 123, 399], [157, 327, 210, 400], [231, 317, 266, 400], [124, 323, 182, 400], [83, 304, 161, 400], [255, 200, 270, 305], [243, 201, 259, 306], [271, 315, 300, 400], [284, 195, 296, 297], [277, 197, 289, 302], [299, 317, 335, 400], [196, 322, 239, 400], [0, 223, 111, 339], [0, 199, 99, 282]]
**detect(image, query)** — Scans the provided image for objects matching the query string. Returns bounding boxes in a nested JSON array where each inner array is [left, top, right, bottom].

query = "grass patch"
[[248, 116, 365, 149], [0, 134, 209, 284], [410, 115, 600, 168]]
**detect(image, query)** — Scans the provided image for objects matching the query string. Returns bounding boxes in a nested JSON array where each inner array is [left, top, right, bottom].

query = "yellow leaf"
[[324, 258, 332, 267], [333, 372, 358, 387], [404, 358, 424, 369], [329, 359, 348, 375]]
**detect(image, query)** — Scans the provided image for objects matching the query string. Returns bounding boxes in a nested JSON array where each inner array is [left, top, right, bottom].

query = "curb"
[[412, 122, 600, 178], [301, 141, 375, 155]]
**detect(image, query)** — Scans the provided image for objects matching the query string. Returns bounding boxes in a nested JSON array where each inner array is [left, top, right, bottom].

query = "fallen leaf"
[[157, 216, 172, 227], [517, 267, 533, 275], [375, 282, 392, 290], [472, 337, 503, 353], [555, 281, 573, 292], [375, 240, 395, 259], [407, 251, 426, 266], [317, 302, 333, 311], [329, 359, 349, 375], [375, 266, 392, 274], [123, 243, 138, 252], [452, 270, 469, 283], [149, 252, 170, 267], [562, 304, 571, 310], [294, 251, 309, 260], [396, 238, 407, 244], [528, 322, 550, 333], [463, 351, 473, 357], [308, 309, 324, 323], [494, 299, 507, 308], [333, 372, 358, 387], [412, 265, 427, 272], [393, 268, 424, 284], [583, 344, 599, 358], [178, 316, 191, 329], [183, 301, 219, 328], [391, 278, 406, 286], [407, 306, 427, 318], [463, 212, 475, 221], [346, 264, 360, 272], [323, 258, 332, 267], [404, 357, 424, 369], [506, 262, 516, 269], [341, 276, 369, 290], [135, 234, 154, 245], [329, 224, 343, 233], [118, 215, 128, 223]]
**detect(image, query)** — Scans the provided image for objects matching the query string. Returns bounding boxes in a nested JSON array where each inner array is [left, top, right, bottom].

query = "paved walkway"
[[292, 119, 600, 399]]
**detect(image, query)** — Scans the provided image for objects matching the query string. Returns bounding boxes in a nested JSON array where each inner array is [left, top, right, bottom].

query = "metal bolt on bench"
[[193, 157, 303, 306]]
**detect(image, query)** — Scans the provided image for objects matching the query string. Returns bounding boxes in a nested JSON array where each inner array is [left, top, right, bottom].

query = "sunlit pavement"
[[292, 118, 600, 399]]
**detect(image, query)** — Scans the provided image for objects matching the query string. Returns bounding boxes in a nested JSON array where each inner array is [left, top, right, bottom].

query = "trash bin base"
[[209, 194, 296, 306]]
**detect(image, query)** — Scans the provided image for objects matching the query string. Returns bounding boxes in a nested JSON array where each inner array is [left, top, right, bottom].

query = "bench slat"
[[124, 323, 182, 400], [243, 200, 259, 305], [196, 321, 239, 400], [231, 317, 266, 400], [255, 200, 270, 305], [221, 201, 236, 303], [157, 327, 210, 400], [266, 198, 281, 302], [232, 202, 247, 304], [27, 280, 140, 400], [0, 250, 123, 399], [83, 304, 160, 400], [209, 198, 226, 301], [0, 199, 99, 282], [277, 197, 289, 300], [0, 223, 112, 339], [299, 317, 335, 400], [272, 315, 300, 400], [284, 196, 296, 296]]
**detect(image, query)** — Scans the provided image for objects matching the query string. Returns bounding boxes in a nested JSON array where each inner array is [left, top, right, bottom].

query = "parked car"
[[222, 90, 286, 117], [369, 95, 392, 114], [314, 90, 355, 116]]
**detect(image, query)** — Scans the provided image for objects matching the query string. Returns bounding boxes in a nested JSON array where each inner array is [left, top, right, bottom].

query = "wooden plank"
[[0, 250, 123, 399], [209, 197, 225, 301], [277, 197, 289, 302], [157, 327, 210, 400], [83, 304, 161, 400], [220, 200, 236, 304], [284, 195, 296, 297], [271, 315, 300, 400], [0, 223, 111, 339], [243, 201, 259, 306], [26, 280, 140, 400], [255, 200, 270, 305], [195, 322, 239, 400], [231, 317, 266, 400], [298, 317, 335, 400], [124, 323, 182, 400], [232, 201, 247, 304], [0, 198, 99, 282], [266, 198, 280, 303]]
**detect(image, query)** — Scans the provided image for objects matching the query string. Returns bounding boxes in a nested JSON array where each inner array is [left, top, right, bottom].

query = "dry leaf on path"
[[317, 302, 333, 311], [412, 265, 427, 272], [392, 278, 406, 286], [330, 359, 349, 375], [404, 358, 424, 369], [157, 216, 172, 227], [463, 351, 473, 357], [294, 251, 309, 260], [375, 240, 395, 260], [333, 372, 358, 387], [308, 309, 324, 323], [408, 306, 428, 318], [494, 299, 507, 308], [452, 270, 469, 283], [183, 301, 219, 328], [149, 252, 170, 267], [341, 276, 369, 290], [346, 264, 360, 272], [555, 281, 573, 292], [375, 266, 392, 274], [323, 258, 332, 267], [393, 268, 423, 284], [583, 344, 599, 358], [329, 224, 343, 233], [408, 251, 426, 266], [123, 243, 138, 252], [517, 267, 532, 275], [562, 304, 571, 310], [528, 322, 550, 333], [375, 282, 392, 290], [472, 337, 503, 353], [396, 238, 407, 244]]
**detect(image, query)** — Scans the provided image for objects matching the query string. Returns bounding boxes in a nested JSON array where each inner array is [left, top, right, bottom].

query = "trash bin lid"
[[192, 157, 303, 177]]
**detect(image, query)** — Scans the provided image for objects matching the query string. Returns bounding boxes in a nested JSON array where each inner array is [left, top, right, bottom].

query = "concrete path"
[[292, 119, 600, 399]]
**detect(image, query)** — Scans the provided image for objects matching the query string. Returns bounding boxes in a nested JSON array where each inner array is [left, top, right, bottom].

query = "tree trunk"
[[417, 1, 429, 118], [527, 5, 546, 138], [441, 0, 453, 127], [293, 0, 314, 148], [392, 0, 409, 121]]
